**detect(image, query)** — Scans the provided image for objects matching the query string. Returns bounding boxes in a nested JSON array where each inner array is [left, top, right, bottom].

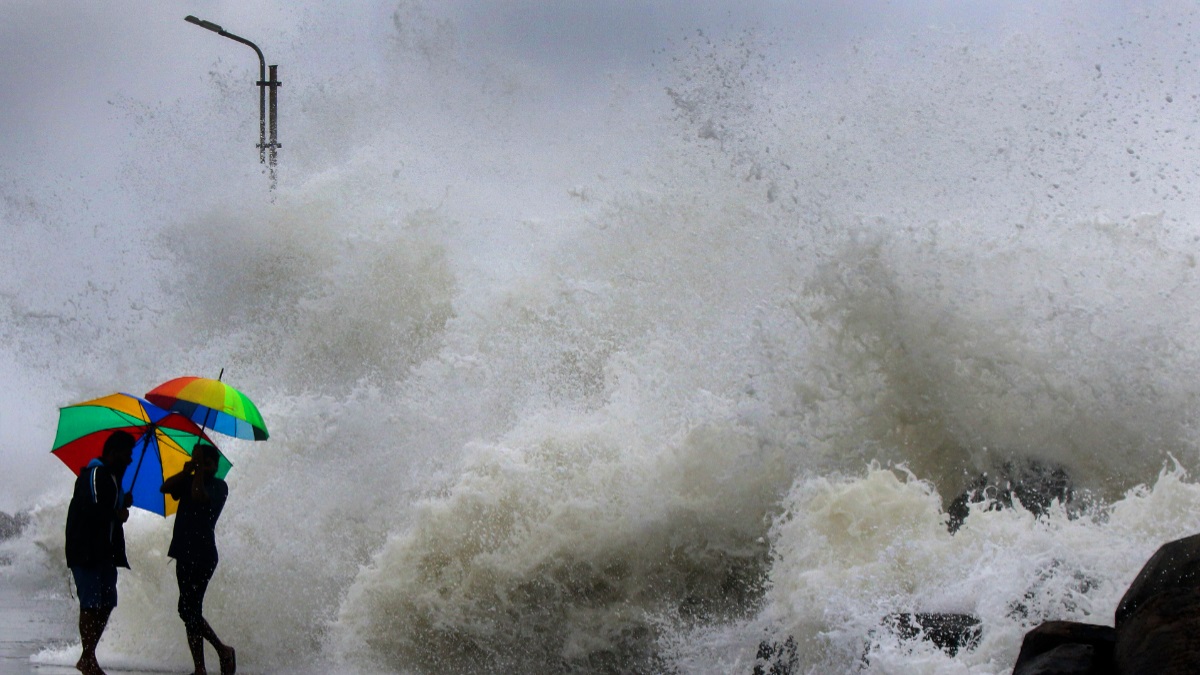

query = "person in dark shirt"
[[161, 441, 236, 675], [65, 430, 134, 675]]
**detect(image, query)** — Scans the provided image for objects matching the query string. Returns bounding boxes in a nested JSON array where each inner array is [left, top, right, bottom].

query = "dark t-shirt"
[[167, 477, 227, 566]]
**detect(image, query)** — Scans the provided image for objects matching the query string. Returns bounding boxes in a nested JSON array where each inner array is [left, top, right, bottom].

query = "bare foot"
[[219, 645, 236, 674]]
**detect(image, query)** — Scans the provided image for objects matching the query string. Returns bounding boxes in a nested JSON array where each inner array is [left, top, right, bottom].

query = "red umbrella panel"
[[52, 393, 231, 516]]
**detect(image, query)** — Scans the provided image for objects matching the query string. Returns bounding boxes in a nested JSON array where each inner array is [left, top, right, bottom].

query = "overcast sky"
[[1, 0, 1116, 193]]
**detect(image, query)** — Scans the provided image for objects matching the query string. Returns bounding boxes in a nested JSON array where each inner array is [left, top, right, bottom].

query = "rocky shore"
[[0, 509, 29, 541], [753, 464, 1200, 674], [1011, 532, 1200, 674]]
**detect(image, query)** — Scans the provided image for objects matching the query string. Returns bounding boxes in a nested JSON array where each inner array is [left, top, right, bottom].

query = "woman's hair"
[[192, 441, 219, 464]]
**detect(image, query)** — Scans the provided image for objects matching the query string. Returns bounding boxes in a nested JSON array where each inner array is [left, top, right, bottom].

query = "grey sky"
[[0, 0, 1133, 192]]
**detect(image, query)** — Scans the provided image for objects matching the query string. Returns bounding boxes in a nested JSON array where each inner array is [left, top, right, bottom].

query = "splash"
[[6, 2, 1200, 673]]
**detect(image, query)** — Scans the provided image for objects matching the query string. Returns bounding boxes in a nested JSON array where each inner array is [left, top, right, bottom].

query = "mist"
[[5, 2, 1200, 672]]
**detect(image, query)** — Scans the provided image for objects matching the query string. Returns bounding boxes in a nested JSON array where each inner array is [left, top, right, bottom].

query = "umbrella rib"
[[126, 421, 157, 497]]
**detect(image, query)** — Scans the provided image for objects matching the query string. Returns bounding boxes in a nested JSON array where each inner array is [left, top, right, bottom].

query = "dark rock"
[[1114, 587, 1200, 674], [1115, 532, 1200, 628], [1006, 534, 1200, 675], [1011, 621, 1115, 675], [0, 510, 29, 541], [1013, 643, 1098, 675], [881, 612, 981, 657], [947, 460, 1072, 533], [946, 475, 998, 533], [752, 636, 797, 675]]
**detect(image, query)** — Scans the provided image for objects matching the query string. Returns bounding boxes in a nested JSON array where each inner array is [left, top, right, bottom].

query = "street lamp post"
[[185, 15, 281, 190]]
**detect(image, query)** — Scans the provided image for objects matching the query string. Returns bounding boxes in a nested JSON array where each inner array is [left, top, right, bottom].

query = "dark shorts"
[[176, 558, 217, 627], [71, 565, 118, 610]]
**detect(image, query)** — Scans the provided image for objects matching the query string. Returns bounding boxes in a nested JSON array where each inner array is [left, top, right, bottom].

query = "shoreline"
[[0, 582, 191, 675], [0, 578, 75, 674]]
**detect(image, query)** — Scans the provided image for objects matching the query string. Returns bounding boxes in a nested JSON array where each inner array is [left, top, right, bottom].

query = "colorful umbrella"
[[52, 393, 232, 516], [145, 376, 269, 441]]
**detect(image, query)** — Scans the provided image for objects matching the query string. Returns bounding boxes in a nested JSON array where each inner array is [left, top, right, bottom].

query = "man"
[[64, 430, 134, 675], [161, 441, 236, 675]]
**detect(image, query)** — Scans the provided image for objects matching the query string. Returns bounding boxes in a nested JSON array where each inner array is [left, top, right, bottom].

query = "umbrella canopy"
[[146, 376, 269, 441], [52, 392, 231, 516]]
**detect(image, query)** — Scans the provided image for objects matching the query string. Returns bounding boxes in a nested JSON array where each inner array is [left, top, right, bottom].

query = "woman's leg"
[[177, 560, 222, 673]]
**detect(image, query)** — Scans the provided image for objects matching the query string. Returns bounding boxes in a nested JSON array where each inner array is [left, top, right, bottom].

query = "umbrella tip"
[[218, 367, 224, 382]]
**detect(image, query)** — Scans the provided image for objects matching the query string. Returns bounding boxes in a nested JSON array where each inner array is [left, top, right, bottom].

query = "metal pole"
[[262, 64, 281, 190], [184, 16, 279, 190], [219, 32, 266, 167]]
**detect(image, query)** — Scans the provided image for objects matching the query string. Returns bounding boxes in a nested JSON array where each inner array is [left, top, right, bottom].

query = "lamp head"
[[185, 15, 224, 34]]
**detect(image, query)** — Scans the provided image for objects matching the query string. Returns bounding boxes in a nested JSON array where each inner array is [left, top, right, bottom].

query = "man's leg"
[[72, 565, 117, 675], [77, 607, 111, 675]]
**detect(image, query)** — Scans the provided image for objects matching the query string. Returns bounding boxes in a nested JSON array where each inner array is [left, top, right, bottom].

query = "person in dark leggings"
[[161, 442, 235, 675]]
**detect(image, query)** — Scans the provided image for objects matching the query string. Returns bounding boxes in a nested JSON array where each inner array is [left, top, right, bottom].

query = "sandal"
[[219, 645, 236, 675]]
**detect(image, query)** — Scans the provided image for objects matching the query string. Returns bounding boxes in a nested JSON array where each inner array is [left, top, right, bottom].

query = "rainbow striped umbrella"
[[145, 376, 269, 441], [52, 393, 232, 516]]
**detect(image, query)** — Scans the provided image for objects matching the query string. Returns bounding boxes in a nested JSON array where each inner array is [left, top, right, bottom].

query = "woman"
[[161, 441, 236, 675]]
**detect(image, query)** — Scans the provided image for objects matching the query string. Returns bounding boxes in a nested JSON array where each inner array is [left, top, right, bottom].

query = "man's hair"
[[102, 430, 136, 458]]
